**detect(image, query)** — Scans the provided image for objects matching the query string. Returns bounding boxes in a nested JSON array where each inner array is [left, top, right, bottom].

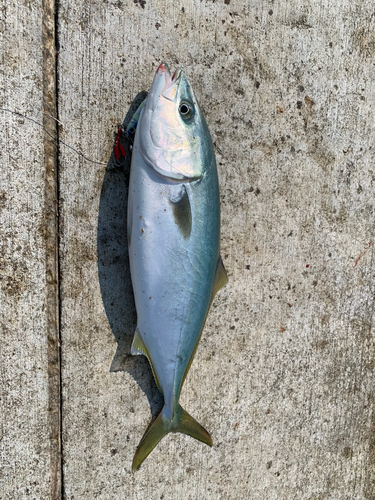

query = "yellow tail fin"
[[132, 404, 212, 472]]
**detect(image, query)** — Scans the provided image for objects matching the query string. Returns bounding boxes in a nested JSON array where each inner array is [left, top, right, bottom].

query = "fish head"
[[139, 63, 209, 181]]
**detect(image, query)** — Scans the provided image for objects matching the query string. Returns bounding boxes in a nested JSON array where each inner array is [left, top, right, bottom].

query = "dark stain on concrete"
[[0, 192, 7, 211], [352, 27, 375, 58], [315, 339, 329, 351]]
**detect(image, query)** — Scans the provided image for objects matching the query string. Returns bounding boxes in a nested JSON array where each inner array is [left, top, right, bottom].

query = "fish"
[[127, 62, 228, 471]]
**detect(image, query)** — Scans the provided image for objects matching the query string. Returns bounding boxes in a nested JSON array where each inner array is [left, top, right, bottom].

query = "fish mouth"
[[146, 63, 182, 110], [156, 63, 182, 102], [156, 62, 181, 84]]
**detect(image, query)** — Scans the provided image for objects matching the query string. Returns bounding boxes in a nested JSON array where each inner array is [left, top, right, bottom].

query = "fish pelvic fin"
[[132, 404, 212, 472]]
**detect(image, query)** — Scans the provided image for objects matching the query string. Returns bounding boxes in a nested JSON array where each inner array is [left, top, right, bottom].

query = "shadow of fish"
[[128, 63, 228, 471]]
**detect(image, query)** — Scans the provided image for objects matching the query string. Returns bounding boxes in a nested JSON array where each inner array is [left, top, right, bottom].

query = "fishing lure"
[[127, 63, 227, 471], [113, 126, 126, 160], [113, 99, 146, 163]]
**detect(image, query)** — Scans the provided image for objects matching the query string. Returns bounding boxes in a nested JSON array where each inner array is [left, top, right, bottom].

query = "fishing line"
[[0, 107, 108, 166]]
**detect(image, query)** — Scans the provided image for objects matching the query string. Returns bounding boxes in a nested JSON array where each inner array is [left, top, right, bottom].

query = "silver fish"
[[127, 63, 227, 471]]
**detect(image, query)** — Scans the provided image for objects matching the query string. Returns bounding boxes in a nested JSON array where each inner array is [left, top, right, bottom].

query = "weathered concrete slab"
[[0, 0, 60, 498], [58, 0, 375, 498]]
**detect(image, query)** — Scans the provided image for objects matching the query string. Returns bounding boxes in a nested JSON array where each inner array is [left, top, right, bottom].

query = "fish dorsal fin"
[[211, 255, 228, 303], [131, 328, 161, 390], [180, 256, 228, 392]]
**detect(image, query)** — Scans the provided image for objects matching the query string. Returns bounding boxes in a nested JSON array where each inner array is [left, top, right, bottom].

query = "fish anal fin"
[[131, 328, 161, 390], [131, 328, 147, 356]]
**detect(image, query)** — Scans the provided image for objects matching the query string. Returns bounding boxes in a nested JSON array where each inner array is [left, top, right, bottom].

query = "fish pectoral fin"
[[132, 404, 212, 472], [211, 255, 228, 300], [169, 184, 192, 241], [131, 328, 161, 390]]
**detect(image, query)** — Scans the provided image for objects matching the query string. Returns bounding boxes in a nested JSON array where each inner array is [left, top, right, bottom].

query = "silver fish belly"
[[127, 63, 227, 471]]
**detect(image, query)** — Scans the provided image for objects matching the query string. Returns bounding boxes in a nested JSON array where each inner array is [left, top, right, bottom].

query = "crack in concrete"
[[42, 0, 62, 497]]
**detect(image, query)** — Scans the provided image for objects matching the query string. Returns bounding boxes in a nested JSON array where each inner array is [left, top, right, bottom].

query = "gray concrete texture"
[[0, 0, 60, 498], [1, 0, 375, 498]]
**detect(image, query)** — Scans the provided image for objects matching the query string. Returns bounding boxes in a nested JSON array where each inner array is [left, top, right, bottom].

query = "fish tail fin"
[[132, 404, 212, 472], [172, 404, 213, 447], [132, 411, 169, 472]]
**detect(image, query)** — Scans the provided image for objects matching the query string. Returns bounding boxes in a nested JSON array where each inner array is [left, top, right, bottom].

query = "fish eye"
[[179, 101, 194, 119]]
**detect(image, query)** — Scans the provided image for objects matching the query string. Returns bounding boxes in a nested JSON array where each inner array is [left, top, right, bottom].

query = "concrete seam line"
[[42, 0, 62, 497]]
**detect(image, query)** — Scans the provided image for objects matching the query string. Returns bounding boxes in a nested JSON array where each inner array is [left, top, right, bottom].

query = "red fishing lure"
[[114, 126, 126, 160]]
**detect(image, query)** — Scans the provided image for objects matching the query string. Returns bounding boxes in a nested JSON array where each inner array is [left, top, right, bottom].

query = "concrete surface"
[[1, 0, 375, 498], [0, 0, 60, 498]]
